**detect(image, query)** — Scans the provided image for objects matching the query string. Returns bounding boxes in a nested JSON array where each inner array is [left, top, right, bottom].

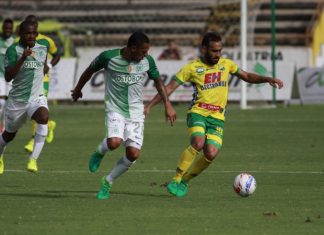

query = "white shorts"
[[106, 112, 144, 150], [0, 78, 12, 97], [4, 95, 48, 133]]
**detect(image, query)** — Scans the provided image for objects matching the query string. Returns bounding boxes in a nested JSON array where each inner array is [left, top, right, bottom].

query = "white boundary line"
[[3, 169, 323, 174]]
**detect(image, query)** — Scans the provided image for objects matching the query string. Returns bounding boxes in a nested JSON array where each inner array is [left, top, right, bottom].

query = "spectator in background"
[[158, 40, 183, 60]]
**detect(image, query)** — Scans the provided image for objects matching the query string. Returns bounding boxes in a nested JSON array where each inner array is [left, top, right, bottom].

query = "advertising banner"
[[297, 67, 324, 103], [66, 46, 309, 101]]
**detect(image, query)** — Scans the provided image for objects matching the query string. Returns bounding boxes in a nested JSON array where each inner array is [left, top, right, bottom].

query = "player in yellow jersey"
[[145, 32, 283, 197], [23, 15, 61, 153]]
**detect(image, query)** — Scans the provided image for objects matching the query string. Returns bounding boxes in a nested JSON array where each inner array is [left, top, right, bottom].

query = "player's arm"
[[71, 65, 95, 101], [145, 79, 180, 116], [236, 69, 284, 89], [153, 78, 177, 126], [5, 46, 32, 82]]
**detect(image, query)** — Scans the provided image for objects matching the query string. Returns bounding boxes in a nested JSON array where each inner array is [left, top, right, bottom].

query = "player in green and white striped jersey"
[[72, 31, 176, 199], [0, 18, 15, 174], [0, 20, 50, 174]]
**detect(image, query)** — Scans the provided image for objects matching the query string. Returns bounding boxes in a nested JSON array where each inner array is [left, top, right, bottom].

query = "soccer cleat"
[[166, 180, 179, 196], [46, 120, 56, 143], [176, 179, 188, 197], [24, 138, 34, 153], [0, 155, 4, 174], [88, 150, 104, 173], [27, 158, 38, 173], [97, 176, 112, 199]]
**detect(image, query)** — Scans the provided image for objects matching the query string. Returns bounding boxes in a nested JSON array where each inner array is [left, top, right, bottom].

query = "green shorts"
[[187, 112, 224, 149]]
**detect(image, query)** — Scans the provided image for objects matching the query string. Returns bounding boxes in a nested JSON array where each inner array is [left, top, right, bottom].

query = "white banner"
[[48, 58, 77, 100], [297, 67, 324, 103], [74, 46, 309, 101]]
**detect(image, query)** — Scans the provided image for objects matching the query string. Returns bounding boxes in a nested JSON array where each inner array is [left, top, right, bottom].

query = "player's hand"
[[71, 89, 83, 102], [22, 46, 32, 59], [144, 104, 151, 117], [165, 102, 176, 126], [269, 78, 284, 89]]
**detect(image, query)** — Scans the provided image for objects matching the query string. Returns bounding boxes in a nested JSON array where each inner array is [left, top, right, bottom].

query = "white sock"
[[106, 155, 135, 184], [0, 134, 7, 155], [97, 138, 110, 155], [0, 99, 5, 127], [31, 124, 48, 160]]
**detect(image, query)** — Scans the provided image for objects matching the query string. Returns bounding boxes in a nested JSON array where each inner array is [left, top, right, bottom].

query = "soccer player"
[[23, 15, 61, 153], [0, 19, 15, 132], [0, 20, 50, 173], [145, 32, 284, 197], [0, 18, 15, 174], [71, 31, 176, 200]]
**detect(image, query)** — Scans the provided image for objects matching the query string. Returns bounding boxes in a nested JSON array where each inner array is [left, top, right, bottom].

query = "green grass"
[[0, 103, 323, 235]]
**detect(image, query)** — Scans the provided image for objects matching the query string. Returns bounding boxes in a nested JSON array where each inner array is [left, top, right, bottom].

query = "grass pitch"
[[0, 103, 323, 234]]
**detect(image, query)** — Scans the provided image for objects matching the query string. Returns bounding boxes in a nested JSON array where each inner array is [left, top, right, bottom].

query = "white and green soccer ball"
[[233, 173, 257, 197]]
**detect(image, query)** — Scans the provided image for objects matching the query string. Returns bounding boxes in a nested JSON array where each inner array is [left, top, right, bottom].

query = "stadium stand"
[[207, 0, 320, 47], [0, 0, 321, 50]]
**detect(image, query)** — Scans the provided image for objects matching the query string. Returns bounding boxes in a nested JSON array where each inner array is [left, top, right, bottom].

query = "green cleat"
[[176, 179, 188, 197], [88, 151, 104, 173], [0, 155, 4, 174], [166, 180, 179, 196], [97, 176, 112, 200]]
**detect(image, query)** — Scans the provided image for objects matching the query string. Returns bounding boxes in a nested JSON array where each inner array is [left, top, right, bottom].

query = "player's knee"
[[126, 148, 140, 162], [2, 131, 16, 143], [203, 148, 219, 161], [191, 136, 205, 151], [107, 138, 122, 150]]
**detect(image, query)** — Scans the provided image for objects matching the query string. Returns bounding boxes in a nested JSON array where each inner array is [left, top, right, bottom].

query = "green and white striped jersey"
[[5, 40, 49, 103], [0, 35, 15, 78], [90, 48, 160, 120]]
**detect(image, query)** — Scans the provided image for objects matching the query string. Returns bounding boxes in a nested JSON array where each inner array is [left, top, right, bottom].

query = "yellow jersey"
[[174, 57, 239, 121]]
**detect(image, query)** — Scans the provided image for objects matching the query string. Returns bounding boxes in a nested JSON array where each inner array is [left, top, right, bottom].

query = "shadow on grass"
[[0, 190, 171, 199]]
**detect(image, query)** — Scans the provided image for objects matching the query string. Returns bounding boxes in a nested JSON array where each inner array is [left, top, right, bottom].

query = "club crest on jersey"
[[196, 67, 204, 74]]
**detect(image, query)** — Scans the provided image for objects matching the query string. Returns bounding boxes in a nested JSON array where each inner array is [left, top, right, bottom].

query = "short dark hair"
[[127, 32, 150, 47], [19, 20, 36, 34], [202, 32, 222, 47], [25, 15, 38, 23], [3, 18, 13, 25]]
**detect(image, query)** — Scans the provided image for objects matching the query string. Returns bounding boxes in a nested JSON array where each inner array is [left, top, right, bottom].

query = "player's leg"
[[43, 75, 56, 144], [97, 119, 143, 199], [26, 97, 49, 172], [0, 99, 27, 174], [0, 79, 8, 132], [183, 118, 224, 182], [88, 112, 124, 173], [167, 113, 206, 197]]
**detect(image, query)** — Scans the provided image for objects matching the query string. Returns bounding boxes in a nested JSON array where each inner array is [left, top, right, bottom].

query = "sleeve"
[[90, 51, 109, 72], [229, 59, 239, 75], [146, 55, 160, 80], [4, 45, 18, 68], [46, 36, 58, 56], [173, 63, 192, 85]]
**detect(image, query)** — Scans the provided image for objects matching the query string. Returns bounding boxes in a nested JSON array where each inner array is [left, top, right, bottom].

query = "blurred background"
[[1, 0, 324, 106]]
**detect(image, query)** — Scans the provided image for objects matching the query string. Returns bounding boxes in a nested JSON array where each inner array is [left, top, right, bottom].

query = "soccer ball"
[[233, 173, 257, 197]]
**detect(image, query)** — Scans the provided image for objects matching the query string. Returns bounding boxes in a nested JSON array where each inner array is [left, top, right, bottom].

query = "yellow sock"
[[173, 145, 199, 183], [183, 155, 212, 182], [31, 120, 37, 136]]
